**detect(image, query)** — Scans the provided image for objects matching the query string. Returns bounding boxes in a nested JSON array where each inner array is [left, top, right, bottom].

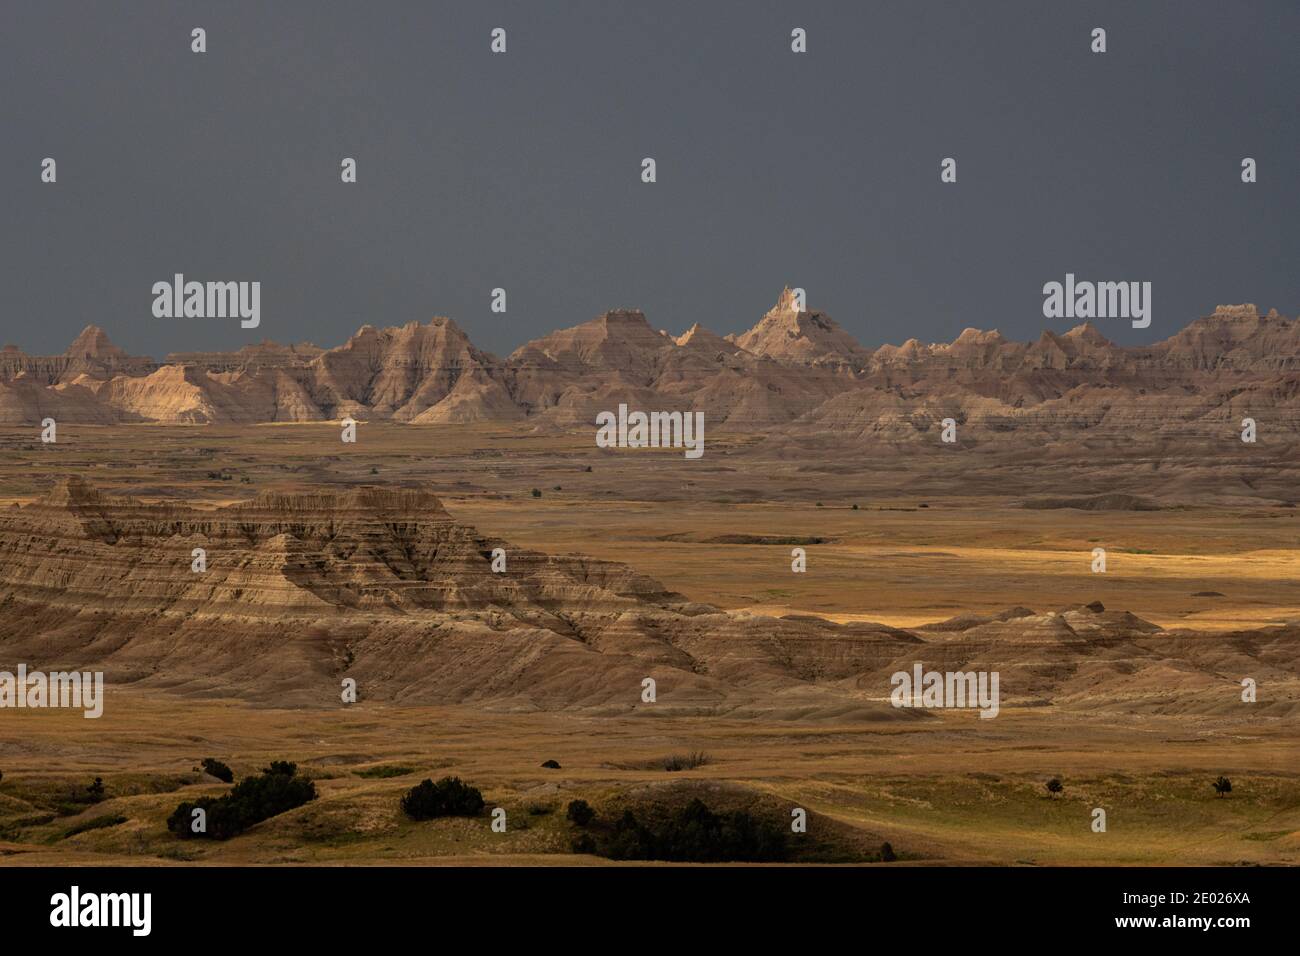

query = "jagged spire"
[[773, 286, 802, 314]]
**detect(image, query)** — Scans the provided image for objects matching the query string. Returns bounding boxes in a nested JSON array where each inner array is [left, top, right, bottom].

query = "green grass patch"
[[355, 764, 415, 779], [61, 814, 128, 839]]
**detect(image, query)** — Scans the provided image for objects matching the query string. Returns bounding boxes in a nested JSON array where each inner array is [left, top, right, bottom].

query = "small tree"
[[1213, 776, 1232, 798], [1045, 778, 1063, 797], [87, 777, 105, 801], [566, 799, 595, 827], [880, 841, 896, 862]]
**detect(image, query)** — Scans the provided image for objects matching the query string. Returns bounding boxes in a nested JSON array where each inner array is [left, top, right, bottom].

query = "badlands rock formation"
[[0, 478, 1292, 716], [730, 286, 871, 366], [3, 294, 1300, 441]]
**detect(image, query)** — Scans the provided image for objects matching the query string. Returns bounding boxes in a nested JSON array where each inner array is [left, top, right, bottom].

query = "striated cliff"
[[0, 478, 1294, 716]]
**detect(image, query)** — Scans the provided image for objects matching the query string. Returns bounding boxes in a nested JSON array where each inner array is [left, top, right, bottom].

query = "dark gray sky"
[[3, 0, 1298, 359]]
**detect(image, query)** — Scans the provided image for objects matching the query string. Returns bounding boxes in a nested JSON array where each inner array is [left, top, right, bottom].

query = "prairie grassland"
[[0, 695, 1295, 865]]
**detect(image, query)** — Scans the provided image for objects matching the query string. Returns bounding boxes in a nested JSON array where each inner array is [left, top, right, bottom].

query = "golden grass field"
[[1, 424, 1296, 865], [2, 696, 1294, 866]]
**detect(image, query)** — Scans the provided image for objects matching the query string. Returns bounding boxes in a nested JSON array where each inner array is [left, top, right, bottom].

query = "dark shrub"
[[167, 762, 316, 840], [55, 778, 107, 815], [1045, 778, 1063, 797], [1214, 776, 1232, 798], [541, 759, 561, 769], [401, 776, 485, 820], [566, 799, 595, 827], [880, 841, 897, 862], [662, 751, 710, 772], [604, 809, 650, 859], [531, 488, 542, 498], [597, 799, 788, 863], [167, 799, 213, 839], [201, 758, 234, 783]]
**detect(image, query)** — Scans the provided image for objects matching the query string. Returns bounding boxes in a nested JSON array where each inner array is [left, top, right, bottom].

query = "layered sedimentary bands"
[[5, 290, 1300, 440], [1, 478, 1294, 716]]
